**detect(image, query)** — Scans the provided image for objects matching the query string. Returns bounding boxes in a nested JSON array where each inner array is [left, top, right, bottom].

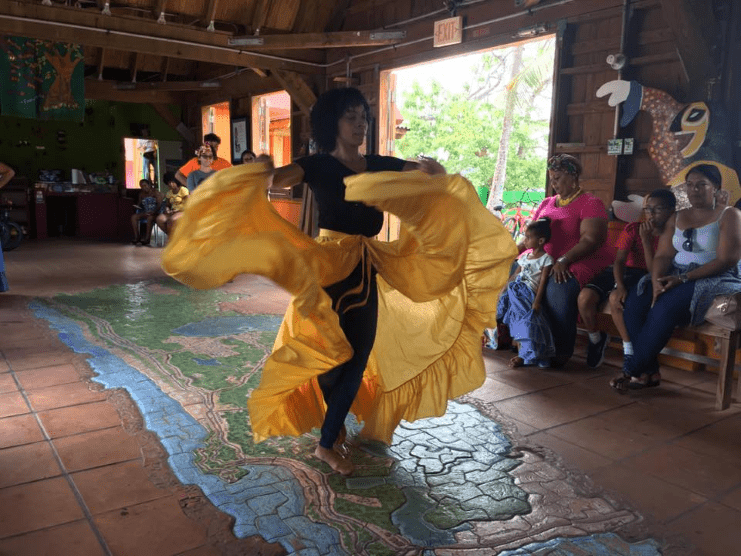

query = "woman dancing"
[[162, 87, 517, 476]]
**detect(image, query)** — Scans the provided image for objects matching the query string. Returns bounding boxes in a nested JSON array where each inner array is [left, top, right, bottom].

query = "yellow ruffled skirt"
[[161, 163, 517, 444]]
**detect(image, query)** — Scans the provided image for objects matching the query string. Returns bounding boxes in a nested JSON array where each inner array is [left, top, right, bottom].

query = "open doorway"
[[379, 36, 555, 240], [201, 101, 231, 163], [123, 137, 159, 189], [251, 90, 291, 167]]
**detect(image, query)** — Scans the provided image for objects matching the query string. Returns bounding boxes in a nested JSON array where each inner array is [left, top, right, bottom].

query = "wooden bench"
[[589, 302, 740, 410]]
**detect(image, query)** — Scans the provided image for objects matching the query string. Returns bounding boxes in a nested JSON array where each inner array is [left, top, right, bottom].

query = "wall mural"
[[0, 36, 84, 122], [597, 79, 740, 208]]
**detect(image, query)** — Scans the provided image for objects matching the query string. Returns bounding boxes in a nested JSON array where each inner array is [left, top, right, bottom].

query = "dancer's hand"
[[416, 155, 446, 175]]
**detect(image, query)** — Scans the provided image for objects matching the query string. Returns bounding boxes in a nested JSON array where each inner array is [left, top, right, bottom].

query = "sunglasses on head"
[[682, 228, 694, 251]]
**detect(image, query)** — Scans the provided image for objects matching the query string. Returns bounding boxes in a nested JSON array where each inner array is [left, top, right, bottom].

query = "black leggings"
[[318, 258, 378, 448]]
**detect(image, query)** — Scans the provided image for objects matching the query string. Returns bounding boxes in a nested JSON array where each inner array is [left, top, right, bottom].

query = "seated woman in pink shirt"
[[522, 154, 613, 367]]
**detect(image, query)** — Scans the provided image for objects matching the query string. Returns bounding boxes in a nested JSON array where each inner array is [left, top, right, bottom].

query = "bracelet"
[[679, 273, 689, 283], [557, 256, 569, 265]]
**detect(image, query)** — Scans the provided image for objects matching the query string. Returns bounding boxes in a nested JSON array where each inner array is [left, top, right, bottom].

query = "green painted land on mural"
[[43, 278, 529, 544]]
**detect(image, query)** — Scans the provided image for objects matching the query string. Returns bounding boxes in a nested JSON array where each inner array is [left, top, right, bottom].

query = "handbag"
[[704, 293, 741, 330]]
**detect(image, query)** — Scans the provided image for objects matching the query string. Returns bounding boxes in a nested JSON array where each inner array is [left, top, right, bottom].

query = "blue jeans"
[[318, 259, 378, 449], [622, 279, 694, 376], [542, 276, 581, 360]]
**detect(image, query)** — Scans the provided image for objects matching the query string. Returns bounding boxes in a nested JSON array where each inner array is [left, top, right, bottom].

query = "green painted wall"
[[0, 99, 181, 183]]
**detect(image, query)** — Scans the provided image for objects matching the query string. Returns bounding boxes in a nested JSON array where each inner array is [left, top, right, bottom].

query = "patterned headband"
[[547, 155, 581, 177]]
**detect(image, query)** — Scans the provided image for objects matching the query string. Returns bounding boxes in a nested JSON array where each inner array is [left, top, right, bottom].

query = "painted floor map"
[[32, 279, 663, 555]]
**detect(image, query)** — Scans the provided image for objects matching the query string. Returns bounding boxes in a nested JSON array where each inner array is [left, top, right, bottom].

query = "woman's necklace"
[[557, 187, 583, 207]]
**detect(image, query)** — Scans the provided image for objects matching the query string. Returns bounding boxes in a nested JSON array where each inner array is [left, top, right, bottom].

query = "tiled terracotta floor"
[[1, 238, 740, 555]]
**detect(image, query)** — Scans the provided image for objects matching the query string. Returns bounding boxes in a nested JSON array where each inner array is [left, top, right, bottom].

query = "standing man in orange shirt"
[[175, 133, 232, 187]]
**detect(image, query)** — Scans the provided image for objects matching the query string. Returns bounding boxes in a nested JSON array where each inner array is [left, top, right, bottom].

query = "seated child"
[[156, 172, 189, 236], [578, 188, 677, 367], [495, 217, 555, 368], [130, 179, 162, 245]]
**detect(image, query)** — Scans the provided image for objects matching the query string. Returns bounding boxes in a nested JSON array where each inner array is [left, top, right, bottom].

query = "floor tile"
[[15, 364, 84, 390], [72, 460, 169, 514], [174, 546, 222, 556], [0, 391, 29, 418], [492, 380, 632, 431], [673, 414, 741, 461], [588, 463, 708, 523], [0, 476, 84, 538], [0, 519, 104, 556], [467, 376, 530, 403], [38, 401, 122, 438], [547, 402, 716, 461], [3, 349, 77, 372], [718, 485, 741, 512], [666, 502, 741, 556], [96, 496, 208, 556], [624, 443, 741, 499], [0, 372, 17, 393], [0, 441, 61, 488], [55, 427, 141, 472], [0, 414, 45, 449], [527, 431, 612, 472], [26, 382, 107, 411]]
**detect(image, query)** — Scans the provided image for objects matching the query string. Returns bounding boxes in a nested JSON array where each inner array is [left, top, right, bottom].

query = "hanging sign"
[[433, 16, 463, 48]]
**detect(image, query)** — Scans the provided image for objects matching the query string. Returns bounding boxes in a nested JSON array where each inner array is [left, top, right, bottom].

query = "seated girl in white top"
[[494, 217, 556, 368]]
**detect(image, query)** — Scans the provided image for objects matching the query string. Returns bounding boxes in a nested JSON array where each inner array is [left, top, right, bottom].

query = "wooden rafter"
[[658, 0, 713, 83], [97, 47, 106, 80], [130, 52, 140, 82], [152, 0, 167, 19], [228, 29, 406, 50], [204, 0, 219, 28], [161, 56, 170, 82], [0, 2, 322, 72], [273, 70, 316, 117], [251, 0, 272, 33]]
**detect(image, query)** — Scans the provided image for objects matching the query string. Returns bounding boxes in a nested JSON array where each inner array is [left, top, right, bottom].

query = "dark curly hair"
[[526, 216, 552, 243], [310, 87, 371, 153], [647, 188, 676, 211]]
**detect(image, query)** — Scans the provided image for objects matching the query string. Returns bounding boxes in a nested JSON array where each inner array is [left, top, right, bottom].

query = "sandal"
[[610, 372, 660, 392]]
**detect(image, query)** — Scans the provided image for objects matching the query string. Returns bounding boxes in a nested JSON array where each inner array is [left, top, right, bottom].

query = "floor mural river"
[[32, 278, 663, 555]]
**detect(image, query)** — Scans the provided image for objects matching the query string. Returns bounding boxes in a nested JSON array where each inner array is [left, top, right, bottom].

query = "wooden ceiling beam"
[[658, 0, 713, 83], [85, 79, 183, 103], [0, 2, 323, 73], [228, 29, 406, 50], [112, 81, 221, 91]]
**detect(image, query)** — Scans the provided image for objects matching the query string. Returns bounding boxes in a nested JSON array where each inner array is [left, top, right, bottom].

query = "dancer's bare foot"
[[509, 356, 525, 368], [334, 425, 349, 457], [314, 445, 354, 476]]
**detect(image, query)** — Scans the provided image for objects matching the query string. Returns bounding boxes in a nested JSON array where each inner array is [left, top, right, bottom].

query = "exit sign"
[[433, 16, 462, 47]]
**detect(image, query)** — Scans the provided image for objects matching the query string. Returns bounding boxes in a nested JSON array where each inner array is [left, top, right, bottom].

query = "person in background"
[[523, 154, 612, 367], [130, 179, 161, 246], [577, 188, 676, 368], [0, 161, 16, 292], [175, 133, 231, 187], [186, 145, 217, 192], [241, 149, 257, 164], [496, 217, 555, 368], [155, 172, 189, 236], [612, 164, 741, 390]]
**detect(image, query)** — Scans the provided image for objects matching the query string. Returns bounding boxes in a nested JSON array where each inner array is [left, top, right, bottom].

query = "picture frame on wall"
[[231, 117, 248, 163]]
